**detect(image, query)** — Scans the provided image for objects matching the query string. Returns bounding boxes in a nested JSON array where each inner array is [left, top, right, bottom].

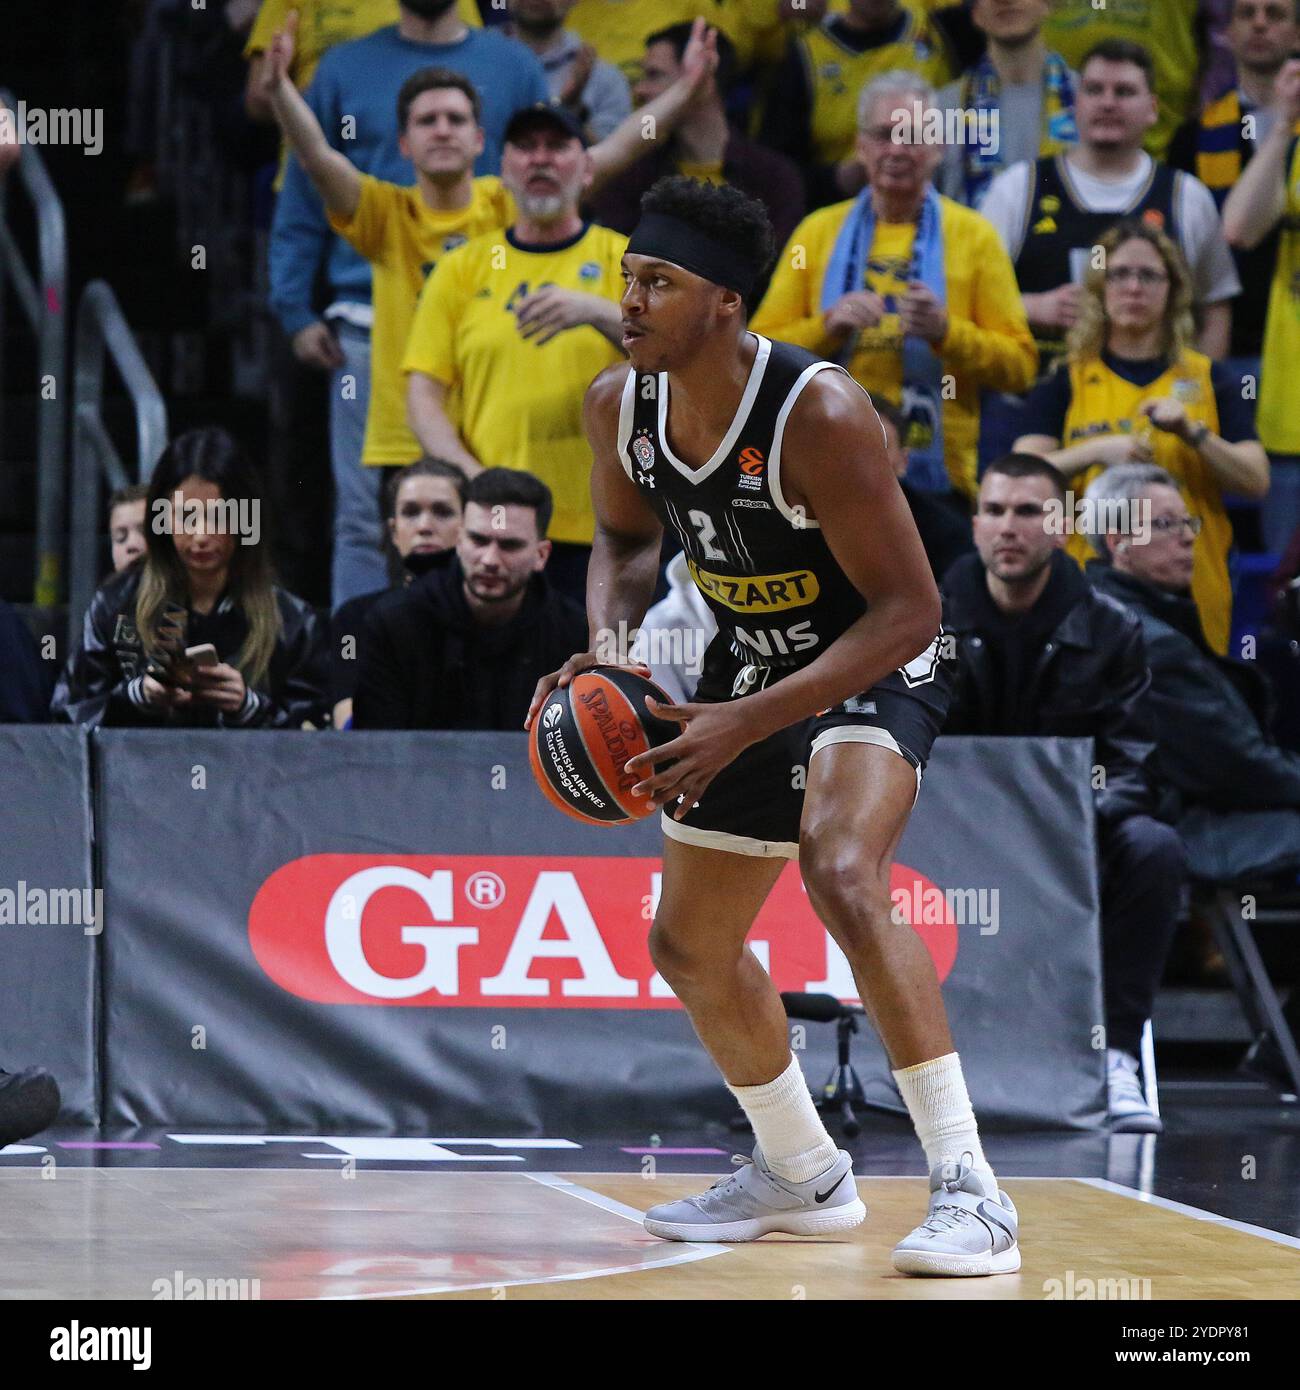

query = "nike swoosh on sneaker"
[[977, 1200, 1016, 1244], [814, 1171, 849, 1204]]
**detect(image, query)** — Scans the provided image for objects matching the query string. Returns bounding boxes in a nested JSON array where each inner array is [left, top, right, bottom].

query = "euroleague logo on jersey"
[[737, 446, 766, 492]]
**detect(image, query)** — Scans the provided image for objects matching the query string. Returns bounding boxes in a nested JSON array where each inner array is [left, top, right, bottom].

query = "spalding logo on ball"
[[530, 667, 681, 825]]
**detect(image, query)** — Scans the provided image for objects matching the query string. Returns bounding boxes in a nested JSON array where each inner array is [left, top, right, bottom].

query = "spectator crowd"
[[5, 0, 1300, 1138]]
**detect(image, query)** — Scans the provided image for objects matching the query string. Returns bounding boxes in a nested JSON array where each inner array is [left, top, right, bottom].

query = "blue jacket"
[[269, 24, 548, 336]]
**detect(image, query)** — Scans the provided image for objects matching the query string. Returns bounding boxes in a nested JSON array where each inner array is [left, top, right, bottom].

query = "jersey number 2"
[[688, 509, 727, 562]]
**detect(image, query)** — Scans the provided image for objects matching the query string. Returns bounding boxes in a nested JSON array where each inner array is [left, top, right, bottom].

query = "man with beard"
[[405, 102, 630, 599], [352, 468, 585, 729], [504, 0, 632, 141]]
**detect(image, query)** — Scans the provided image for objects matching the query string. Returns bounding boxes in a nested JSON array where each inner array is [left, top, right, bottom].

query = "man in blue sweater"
[[270, 0, 549, 606]]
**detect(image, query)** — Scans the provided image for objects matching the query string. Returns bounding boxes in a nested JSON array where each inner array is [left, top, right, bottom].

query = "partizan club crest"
[[632, 435, 655, 470]]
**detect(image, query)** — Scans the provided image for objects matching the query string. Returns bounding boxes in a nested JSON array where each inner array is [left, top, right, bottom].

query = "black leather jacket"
[[942, 551, 1163, 825], [51, 565, 329, 729], [1090, 565, 1300, 811]]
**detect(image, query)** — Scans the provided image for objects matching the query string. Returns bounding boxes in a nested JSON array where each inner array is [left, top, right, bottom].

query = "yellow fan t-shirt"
[[1258, 137, 1300, 455], [566, 0, 735, 84], [404, 223, 629, 544], [329, 173, 515, 467], [1062, 351, 1231, 654]]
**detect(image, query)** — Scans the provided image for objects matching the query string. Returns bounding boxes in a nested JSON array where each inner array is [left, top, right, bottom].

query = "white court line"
[[524, 1168, 727, 1240], [318, 1172, 730, 1300], [1073, 1177, 1300, 1253]]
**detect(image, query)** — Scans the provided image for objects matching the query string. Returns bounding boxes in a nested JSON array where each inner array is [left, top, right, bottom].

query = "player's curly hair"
[[639, 175, 776, 307]]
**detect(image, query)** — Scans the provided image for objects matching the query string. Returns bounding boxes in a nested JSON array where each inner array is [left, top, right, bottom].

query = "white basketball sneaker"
[[1107, 1048, 1163, 1133], [643, 1146, 866, 1242], [892, 1154, 1020, 1276]]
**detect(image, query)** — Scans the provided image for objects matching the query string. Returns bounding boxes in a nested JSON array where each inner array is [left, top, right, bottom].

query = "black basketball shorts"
[[661, 632, 953, 859]]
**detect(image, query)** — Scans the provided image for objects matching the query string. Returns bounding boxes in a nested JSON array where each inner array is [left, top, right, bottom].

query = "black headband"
[[626, 211, 755, 298]]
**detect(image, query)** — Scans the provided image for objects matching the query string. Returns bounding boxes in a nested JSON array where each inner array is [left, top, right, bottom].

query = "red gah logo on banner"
[[248, 856, 959, 1008]]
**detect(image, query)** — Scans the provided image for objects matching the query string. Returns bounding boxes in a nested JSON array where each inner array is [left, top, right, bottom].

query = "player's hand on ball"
[[524, 653, 651, 731], [625, 696, 756, 818]]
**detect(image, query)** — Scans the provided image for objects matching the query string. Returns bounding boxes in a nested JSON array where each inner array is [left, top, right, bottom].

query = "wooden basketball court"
[[3, 1167, 1297, 1300]]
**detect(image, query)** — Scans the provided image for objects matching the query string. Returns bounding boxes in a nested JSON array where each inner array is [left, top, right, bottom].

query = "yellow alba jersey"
[[329, 174, 515, 467], [1043, 0, 1194, 158], [245, 0, 481, 90], [1258, 138, 1300, 454], [752, 196, 1036, 499], [797, 10, 954, 167], [725, 0, 942, 72], [567, 0, 735, 84], [403, 223, 629, 544], [1063, 352, 1231, 654]]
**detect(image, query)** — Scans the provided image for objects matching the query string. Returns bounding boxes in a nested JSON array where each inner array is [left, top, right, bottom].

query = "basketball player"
[[526, 177, 1019, 1276]]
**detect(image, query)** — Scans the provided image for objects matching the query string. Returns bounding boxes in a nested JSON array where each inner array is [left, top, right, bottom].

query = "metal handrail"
[[68, 280, 167, 649], [0, 88, 68, 607]]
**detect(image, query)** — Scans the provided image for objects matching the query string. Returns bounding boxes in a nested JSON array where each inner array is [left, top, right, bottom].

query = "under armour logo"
[[637, 471, 656, 488]]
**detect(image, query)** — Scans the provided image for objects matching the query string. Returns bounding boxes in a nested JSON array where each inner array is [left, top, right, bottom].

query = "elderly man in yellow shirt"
[[753, 69, 1037, 503], [403, 104, 630, 597]]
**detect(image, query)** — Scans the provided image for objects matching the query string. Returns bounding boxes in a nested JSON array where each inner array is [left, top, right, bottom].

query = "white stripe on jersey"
[[662, 496, 695, 560], [768, 360, 848, 529], [615, 369, 638, 481], [722, 504, 756, 573]]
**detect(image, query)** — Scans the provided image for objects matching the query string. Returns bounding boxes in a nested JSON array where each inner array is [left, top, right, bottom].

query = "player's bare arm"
[[524, 365, 661, 729], [626, 371, 941, 817], [261, 13, 362, 221]]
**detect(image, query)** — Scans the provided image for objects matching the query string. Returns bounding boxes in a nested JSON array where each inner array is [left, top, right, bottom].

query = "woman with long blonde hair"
[[1014, 218, 1268, 653], [53, 428, 328, 727]]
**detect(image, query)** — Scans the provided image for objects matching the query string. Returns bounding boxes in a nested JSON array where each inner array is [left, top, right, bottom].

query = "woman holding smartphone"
[[53, 427, 329, 728]]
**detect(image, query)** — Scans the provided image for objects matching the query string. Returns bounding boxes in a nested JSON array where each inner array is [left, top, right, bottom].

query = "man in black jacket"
[[353, 468, 586, 729], [942, 454, 1186, 1132], [1086, 463, 1300, 882]]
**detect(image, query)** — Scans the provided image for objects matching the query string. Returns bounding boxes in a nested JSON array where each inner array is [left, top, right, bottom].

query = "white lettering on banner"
[[479, 871, 639, 997], [324, 867, 478, 998]]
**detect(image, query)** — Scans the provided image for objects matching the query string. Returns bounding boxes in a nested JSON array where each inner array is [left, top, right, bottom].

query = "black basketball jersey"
[[1014, 155, 1182, 297], [617, 334, 872, 675]]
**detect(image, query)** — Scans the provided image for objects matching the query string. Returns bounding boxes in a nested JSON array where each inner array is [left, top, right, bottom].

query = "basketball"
[[530, 667, 681, 825]]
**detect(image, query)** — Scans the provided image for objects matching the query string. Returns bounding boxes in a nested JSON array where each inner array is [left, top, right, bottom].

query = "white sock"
[[727, 1053, 839, 1184], [892, 1052, 998, 1195]]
